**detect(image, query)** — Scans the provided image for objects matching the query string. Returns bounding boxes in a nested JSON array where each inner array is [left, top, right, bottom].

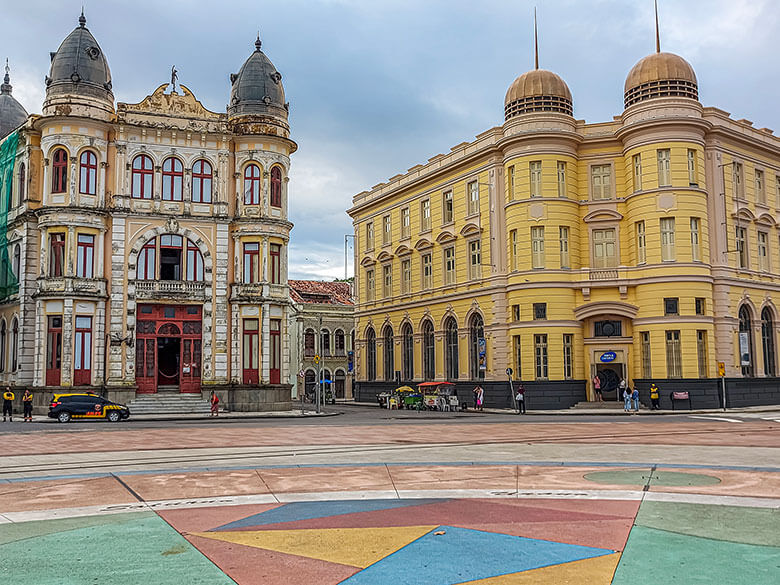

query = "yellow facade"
[[349, 49, 780, 407]]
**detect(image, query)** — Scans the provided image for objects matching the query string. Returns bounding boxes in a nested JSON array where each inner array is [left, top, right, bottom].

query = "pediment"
[[756, 212, 776, 226], [460, 222, 482, 237], [583, 209, 623, 223], [394, 244, 413, 257], [414, 238, 433, 251], [360, 256, 376, 267], [435, 230, 457, 244], [376, 251, 393, 262], [574, 301, 639, 321]]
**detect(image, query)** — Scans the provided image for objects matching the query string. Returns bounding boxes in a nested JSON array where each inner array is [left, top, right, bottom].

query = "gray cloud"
[[4, 0, 777, 279]]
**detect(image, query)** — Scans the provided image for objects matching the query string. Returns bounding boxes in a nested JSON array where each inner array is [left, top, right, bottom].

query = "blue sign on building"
[[600, 351, 617, 363]]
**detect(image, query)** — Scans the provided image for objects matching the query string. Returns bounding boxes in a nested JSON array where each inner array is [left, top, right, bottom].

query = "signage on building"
[[739, 333, 750, 366], [478, 338, 487, 371], [600, 351, 617, 363], [347, 351, 354, 373]]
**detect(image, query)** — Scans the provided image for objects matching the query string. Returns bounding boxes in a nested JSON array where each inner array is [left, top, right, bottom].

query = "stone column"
[[261, 237, 269, 282], [66, 226, 76, 276], [38, 227, 47, 278], [32, 299, 45, 387], [96, 228, 105, 278], [107, 217, 127, 384], [99, 161, 108, 208], [68, 156, 77, 206], [261, 303, 270, 382], [61, 298, 74, 386], [213, 223, 230, 383]]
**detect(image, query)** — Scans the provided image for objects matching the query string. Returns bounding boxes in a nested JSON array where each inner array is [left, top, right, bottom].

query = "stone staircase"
[[127, 393, 212, 415]]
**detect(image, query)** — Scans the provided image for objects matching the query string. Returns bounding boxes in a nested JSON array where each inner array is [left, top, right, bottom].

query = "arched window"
[[445, 317, 459, 380], [17, 162, 25, 203], [469, 313, 485, 380], [158, 323, 181, 336], [402, 323, 414, 380], [138, 238, 156, 280], [762, 308, 776, 376], [10, 317, 18, 372], [192, 159, 213, 203], [0, 319, 6, 373], [321, 328, 331, 355], [334, 369, 346, 398], [12, 244, 20, 280], [243, 164, 261, 205], [131, 154, 153, 199], [304, 328, 315, 357], [186, 240, 204, 281], [52, 148, 68, 193], [159, 235, 183, 280], [366, 327, 376, 381], [383, 326, 395, 381], [162, 157, 183, 201], [422, 320, 435, 381], [270, 166, 282, 208], [739, 305, 754, 377], [79, 151, 98, 195], [334, 329, 345, 356]]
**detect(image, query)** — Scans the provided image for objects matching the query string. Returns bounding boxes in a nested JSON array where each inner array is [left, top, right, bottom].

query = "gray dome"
[[228, 37, 287, 121], [45, 12, 113, 105], [0, 64, 28, 139]]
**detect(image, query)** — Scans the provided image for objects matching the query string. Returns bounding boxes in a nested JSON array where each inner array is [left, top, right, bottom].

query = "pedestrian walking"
[[472, 386, 479, 410], [515, 384, 526, 414], [631, 386, 640, 413], [2, 388, 14, 422], [622, 386, 631, 413], [593, 375, 602, 402], [650, 383, 660, 410], [22, 389, 33, 422], [474, 386, 484, 411], [209, 390, 219, 417]]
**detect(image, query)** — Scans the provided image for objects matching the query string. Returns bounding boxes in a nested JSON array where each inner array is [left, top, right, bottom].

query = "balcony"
[[35, 277, 108, 298], [231, 282, 289, 302], [588, 269, 620, 281], [134, 280, 206, 301]]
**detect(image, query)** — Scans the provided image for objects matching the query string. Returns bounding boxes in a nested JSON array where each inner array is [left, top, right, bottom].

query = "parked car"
[[48, 393, 130, 423]]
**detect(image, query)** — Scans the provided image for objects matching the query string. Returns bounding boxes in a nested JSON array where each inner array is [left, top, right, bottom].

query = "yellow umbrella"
[[395, 386, 415, 393]]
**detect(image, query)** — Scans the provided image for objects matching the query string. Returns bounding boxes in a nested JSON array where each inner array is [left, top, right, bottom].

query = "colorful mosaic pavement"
[[1, 462, 778, 584]]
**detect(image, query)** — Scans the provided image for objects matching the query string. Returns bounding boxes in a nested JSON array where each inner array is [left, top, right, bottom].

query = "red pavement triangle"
[[186, 532, 360, 585], [160, 503, 285, 533]]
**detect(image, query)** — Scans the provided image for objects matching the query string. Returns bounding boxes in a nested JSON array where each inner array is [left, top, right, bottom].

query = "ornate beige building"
[[0, 13, 296, 411]]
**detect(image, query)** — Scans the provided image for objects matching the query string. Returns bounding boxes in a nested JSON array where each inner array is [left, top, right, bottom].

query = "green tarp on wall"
[[0, 130, 19, 299]]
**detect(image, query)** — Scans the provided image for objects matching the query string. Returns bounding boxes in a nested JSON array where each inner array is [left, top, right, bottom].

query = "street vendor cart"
[[416, 382, 456, 411]]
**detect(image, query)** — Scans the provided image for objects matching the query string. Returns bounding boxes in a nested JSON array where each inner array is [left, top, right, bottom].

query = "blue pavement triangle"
[[341, 525, 614, 585], [212, 499, 447, 531]]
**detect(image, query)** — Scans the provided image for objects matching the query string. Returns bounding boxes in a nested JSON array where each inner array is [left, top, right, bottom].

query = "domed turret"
[[504, 69, 573, 120], [228, 36, 289, 136], [624, 51, 698, 108], [43, 11, 113, 115], [0, 61, 28, 139]]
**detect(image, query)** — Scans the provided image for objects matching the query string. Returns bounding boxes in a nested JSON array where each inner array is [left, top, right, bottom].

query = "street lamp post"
[[344, 234, 355, 280]]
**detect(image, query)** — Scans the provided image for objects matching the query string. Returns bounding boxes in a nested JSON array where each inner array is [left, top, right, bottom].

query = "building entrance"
[[136, 304, 202, 394], [595, 363, 624, 400]]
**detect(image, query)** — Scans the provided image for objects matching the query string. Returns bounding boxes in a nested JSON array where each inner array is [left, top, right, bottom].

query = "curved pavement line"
[[2, 488, 778, 525]]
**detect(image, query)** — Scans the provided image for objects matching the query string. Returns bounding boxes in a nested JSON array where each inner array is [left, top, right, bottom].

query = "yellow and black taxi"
[[48, 393, 130, 423]]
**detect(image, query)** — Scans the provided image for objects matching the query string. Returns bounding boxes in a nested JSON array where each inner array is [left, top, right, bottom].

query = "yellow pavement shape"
[[455, 553, 621, 584], [191, 525, 437, 568]]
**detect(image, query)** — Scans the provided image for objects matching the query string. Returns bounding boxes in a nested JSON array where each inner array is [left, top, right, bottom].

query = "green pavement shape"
[[583, 469, 721, 487], [635, 500, 780, 547], [0, 511, 148, 546], [0, 512, 234, 585], [612, 524, 780, 585]]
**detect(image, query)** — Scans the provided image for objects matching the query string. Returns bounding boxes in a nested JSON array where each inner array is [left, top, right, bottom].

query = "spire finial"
[[255, 32, 262, 51], [654, 0, 661, 53], [534, 7, 539, 70], [1, 59, 11, 95], [79, 7, 86, 27]]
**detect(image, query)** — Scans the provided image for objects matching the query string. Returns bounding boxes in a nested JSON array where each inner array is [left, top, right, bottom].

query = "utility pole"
[[344, 234, 355, 280], [316, 313, 322, 414]]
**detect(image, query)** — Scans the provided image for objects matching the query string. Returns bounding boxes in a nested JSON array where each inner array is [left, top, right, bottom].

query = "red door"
[[73, 316, 92, 386], [243, 319, 259, 384], [46, 316, 62, 386], [270, 319, 281, 384]]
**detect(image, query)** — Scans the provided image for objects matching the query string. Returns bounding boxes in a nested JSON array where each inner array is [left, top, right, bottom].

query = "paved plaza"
[[0, 412, 778, 584]]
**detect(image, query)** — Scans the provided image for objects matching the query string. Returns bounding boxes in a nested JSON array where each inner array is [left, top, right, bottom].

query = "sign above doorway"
[[600, 351, 617, 363]]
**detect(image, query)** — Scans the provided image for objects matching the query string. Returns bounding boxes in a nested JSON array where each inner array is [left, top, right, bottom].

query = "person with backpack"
[[631, 386, 640, 413], [515, 384, 526, 414]]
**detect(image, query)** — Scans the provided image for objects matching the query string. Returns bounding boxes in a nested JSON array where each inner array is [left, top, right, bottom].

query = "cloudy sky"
[[3, 0, 777, 279]]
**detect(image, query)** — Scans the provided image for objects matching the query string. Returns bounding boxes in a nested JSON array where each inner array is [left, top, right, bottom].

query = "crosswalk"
[[689, 412, 780, 423]]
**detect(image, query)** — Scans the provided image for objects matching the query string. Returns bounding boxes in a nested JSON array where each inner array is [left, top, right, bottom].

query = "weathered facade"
[[288, 280, 355, 401], [0, 14, 297, 411], [348, 35, 780, 409]]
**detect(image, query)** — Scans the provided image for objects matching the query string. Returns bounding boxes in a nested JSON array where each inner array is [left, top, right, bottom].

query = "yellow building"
[[348, 39, 780, 409]]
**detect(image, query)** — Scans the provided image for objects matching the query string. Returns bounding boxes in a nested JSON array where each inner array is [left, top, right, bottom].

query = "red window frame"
[[73, 316, 92, 386], [186, 240, 204, 282], [46, 315, 62, 386], [270, 319, 281, 384], [76, 234, 94, 278], [162, 157, 183, 201], [138, 238, 156, 280], [191, 159, 212, 203], [132, 155, 154, 199], [243, 242, 260, 283], [49, 233, 66, 277], [270, 166, 282, 208], [243, 318, 259, 384], [244, 164, 261, 205], [52, 148, 68, 194], [79, 151, 97, 195], [270, 244, 281, 284]]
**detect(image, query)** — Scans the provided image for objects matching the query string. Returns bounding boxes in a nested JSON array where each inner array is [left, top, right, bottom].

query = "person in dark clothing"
[[515, 384, 526, 414], [22, 389, 33, 422], [2, 389, 15, 422]]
